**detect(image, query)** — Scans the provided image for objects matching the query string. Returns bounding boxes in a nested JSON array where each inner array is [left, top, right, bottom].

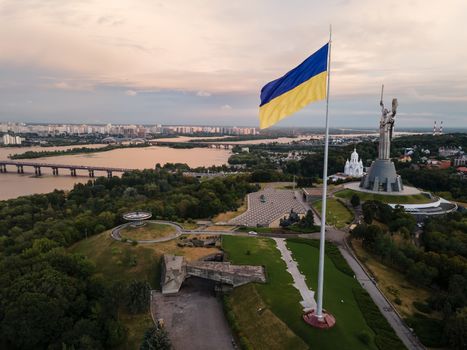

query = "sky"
[[0, 0, 466, 128]]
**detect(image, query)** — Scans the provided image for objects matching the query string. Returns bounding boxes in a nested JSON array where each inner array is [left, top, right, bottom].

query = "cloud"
[[125, 89, 137, 96], [0, 0, 466, 127], [221, 104, 232, 110], [196, 90, 211, 97]]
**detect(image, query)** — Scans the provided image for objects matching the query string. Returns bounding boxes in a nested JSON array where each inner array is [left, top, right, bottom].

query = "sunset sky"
[[1, 0, 466, 128]]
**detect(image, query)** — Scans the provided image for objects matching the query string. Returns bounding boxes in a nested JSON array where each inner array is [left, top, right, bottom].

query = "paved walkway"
[[273, 237, 316, 311], [229, 188, 307, 226]]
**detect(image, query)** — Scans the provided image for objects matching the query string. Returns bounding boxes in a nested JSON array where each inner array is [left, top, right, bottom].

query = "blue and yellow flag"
[[259, 43, 328, 129]]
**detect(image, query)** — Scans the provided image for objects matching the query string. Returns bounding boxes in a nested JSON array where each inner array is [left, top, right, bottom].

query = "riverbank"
[[0, 145, 231, 200], [8, 143, 150, 159]]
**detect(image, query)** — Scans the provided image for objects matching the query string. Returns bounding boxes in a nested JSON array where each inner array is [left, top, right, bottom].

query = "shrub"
[[412, 301, 432, 314], [357, 330, 371, 344], [140, 326, 171, 350]]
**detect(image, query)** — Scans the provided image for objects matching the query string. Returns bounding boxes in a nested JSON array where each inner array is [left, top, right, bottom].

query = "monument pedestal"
[[303, 309, 336, 329], [360, 159, 403, 193]]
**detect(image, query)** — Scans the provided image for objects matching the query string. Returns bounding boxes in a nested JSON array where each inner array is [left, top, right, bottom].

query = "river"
[[0, 145, 231, 200]]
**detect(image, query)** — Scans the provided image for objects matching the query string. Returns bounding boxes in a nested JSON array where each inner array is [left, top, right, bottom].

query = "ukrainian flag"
[[259, 43, 329, 129]]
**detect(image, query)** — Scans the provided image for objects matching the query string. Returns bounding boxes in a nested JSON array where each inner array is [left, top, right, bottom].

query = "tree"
[[445, 307, 467, 350], [350, 194, 360, 207], [140, 326, 171, 350], [124, 280, 151, 314], [407, 261, 438, 286], [362, 202, 377, 224], [299, 210, 315, 228]]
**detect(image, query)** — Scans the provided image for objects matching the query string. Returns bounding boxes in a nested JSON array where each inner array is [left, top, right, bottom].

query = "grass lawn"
[[313, 198, 354, 228], [120, 222, 176, 241], [335, 189, 434, 204], [223, 236, 378, 350], [351, 239, 435, 318], [225, 284, 308, 350]]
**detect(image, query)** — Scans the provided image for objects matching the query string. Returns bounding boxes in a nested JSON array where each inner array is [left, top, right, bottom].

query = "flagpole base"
[[303, 309, 336, 329]]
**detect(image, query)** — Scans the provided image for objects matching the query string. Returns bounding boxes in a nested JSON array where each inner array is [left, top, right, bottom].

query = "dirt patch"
[[152, 278, 234, 350]]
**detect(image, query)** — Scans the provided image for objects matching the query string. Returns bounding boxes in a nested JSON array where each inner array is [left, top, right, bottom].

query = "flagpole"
[[316, 25, 332, 320]]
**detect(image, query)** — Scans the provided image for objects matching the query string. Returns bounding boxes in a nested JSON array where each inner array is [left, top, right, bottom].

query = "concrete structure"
[[360, 159, 403, 192], [228, 188, 307, 227], [161, 254, 266, 295], [0, 160, 134, 178], [122, 211, 152, 227], [344, 148, 364, 177], [302, 187, 322, 203]]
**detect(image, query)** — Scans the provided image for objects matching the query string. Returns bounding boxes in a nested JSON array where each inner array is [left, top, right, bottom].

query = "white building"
[[344, 148, 364, 177], [2, 134, 23, 145]]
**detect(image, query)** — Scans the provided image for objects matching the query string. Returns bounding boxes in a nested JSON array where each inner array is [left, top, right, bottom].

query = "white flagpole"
[[316, 25, 332, 320]]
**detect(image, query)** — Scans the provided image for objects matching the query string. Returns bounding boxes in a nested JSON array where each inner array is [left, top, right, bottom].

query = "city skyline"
[[1, 0, 466, 127]]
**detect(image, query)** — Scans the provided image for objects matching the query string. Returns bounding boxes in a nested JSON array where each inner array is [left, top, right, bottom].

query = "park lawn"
[[120, 222, 176, 241], [225, 284, 308, 350], [286, 240, 379, 350], [351, 239, 434, 318], [222, 236, 377, 350], [313, 198, 353, 228], [335, 189, 434, 204]]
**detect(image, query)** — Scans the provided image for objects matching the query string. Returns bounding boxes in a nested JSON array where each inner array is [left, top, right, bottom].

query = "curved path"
[[110, 220, 250, 244], [111, 220, 184, 243]]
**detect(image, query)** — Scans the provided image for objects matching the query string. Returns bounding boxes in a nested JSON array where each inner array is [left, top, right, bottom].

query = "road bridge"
[[0, 160, 136, 178]]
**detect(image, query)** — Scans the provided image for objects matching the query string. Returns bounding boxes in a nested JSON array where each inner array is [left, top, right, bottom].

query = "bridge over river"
[[0, 160, 136, 178]]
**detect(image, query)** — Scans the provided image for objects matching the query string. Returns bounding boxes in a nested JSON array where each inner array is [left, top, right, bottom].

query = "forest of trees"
[[0, 169, 255, 349], [351, 204, 467, 349]]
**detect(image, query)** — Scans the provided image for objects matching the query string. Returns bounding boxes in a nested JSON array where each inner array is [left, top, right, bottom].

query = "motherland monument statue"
[[360, 85, 403, 192]]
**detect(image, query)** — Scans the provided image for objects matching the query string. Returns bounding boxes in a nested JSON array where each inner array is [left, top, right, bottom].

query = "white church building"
[[344, 148, 364, 177]]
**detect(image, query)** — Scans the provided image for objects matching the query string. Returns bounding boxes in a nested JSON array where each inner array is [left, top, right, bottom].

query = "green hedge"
[[352, 288, 406, 350], [287, 238, 354, 277]]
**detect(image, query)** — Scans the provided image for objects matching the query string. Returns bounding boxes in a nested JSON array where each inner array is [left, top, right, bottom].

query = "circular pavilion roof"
[[122, 211, 152, 221]]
